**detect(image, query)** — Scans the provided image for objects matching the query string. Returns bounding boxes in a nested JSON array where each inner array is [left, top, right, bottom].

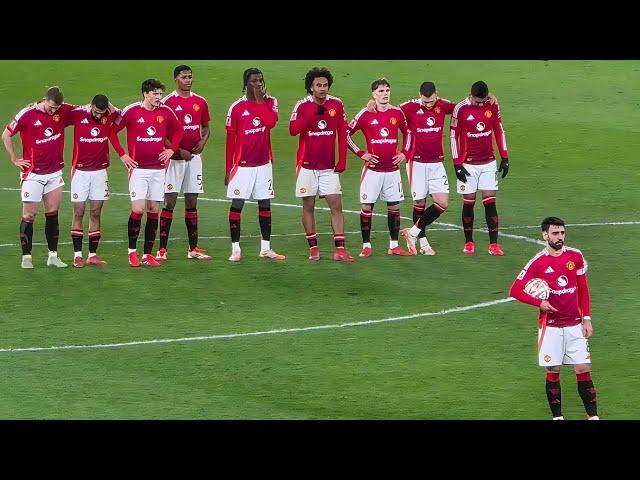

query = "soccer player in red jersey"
[[289, 67, 353, 262], [510, 217, 599, 420], [109, 79, 183, 267], [347, 78, 413, 258], [66, 95, 118, 267], [156, 65, 212, 262], [225, 68, 285, 262], [450, 81, 509, 256], [2, 86, 75, 268]]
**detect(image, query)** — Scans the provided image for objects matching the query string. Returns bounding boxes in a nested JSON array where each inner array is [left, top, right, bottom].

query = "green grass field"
[[0, 60, 638, 419]]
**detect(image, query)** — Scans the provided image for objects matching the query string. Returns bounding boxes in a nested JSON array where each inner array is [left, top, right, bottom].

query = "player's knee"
[[435, 200, 448, 211], [360, 203, 374, 212], [22, 212, 36, 223], [90, 207, 102, 218], [386, 201, 400, 210], [231, 199, 245, 211]]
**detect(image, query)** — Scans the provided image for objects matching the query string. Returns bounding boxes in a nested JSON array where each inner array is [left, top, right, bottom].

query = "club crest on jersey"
[[544, 355, 551, 363], [101, 117, 108, 124], [299, 188, 307, 194], [52, 114, 60, 122], [131, 192, 137, 198], [361, 193, 368, 200], [328, 109, 336, 117], [167, 184, 173, 191], [193, 104, 200, 112], [460, 184, 466, 191], [485, 110, 492, 119], [157, 115, 164, 124], [234, 189, 240, 196], [73, 193, 78, 199], [390, 117, 397, 125], [566, 261, 575, 271], [434, 106, 441, 114], [23, 192, 29, 198]]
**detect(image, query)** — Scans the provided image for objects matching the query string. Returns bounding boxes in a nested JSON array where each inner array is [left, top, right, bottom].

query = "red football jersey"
[[512, 247, 590, 328], [6, 102, 74, 176], [162, 91, 210, 152], [67, 106, 118, 172], [347, 106, 411, 173], [110, 102, 183, 169], [400, 98, 454, 163], [450, 98, 508, 166], [289, 95, 347, 171], [225, 95, 279, 172]]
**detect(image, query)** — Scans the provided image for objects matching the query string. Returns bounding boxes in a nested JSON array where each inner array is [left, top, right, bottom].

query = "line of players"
[[2, 65, 509, 269]]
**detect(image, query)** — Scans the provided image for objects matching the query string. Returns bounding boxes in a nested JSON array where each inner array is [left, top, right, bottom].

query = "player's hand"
[[334, 165, 345, 174], [362, 152, 379, 164], [224, 172, 230, 186], [392, 152, 406, 165], [539, 300, 558, 313], [582, 318, 593, 338], [498, 158, 509, 178], [191, 140, 206, 155], [120, 154, 137, 169], [365, 100, 376, 113], [255, 85, 266, 104], [158, 149, 175, 164], [178, 148, 193, 161], [488, 93, 498, 105], [12, 157, 30, 170], [455, 164, 470, 182], [317, 105, 326, 115]]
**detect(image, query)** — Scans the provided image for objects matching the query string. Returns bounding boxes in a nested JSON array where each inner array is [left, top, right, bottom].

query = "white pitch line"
[[0, 297, 515, 353]]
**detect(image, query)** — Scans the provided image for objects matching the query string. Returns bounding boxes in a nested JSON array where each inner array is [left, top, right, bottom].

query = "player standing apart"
[[510, 217, 599, 420]]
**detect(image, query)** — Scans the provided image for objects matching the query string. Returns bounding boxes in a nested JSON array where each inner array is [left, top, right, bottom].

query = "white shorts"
[[295, 167, 341, 197], [538, 323, 591, 367], [21, 170, 64, 202], [360, 168, 404, 203], [71, 169, 109, 202], [129, 168, 165, 202], [165, 155, 203, 194], [227, 163, 274, 200], [406, 161, 449, 200], [456, 160, 498, 194]]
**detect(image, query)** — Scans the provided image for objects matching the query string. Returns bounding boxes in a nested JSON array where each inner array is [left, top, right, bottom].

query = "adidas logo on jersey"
[[545, 266, 555, 273], [81, 118, 89, 124], [466, 114, 475, 121], [370, 119, 379, 125], [137, 117, 145, 123], [175, 105, 183, 111], [416, 109, 424, 114], [242, 110, 250, 116], [34, 120, 42, 126]]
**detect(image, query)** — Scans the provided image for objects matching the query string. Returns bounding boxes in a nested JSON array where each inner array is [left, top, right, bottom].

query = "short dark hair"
[[420, 81, 436, 97], [91, 94, 109, 111], [305, 67, 333, 94], [46, 86, 64, 104], [371, 78, 390, 91], [141, 79, 165, 94], [471, 81, 489, 98], [243, 67, 264, 92], [541, 217, 566, 232], [174, 65, 192, 78]]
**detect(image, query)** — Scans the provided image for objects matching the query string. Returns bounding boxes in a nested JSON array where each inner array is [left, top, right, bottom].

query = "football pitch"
[[0, 60, 638, 419]]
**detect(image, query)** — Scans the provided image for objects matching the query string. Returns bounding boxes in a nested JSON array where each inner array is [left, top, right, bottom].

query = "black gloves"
[[455, 165, 470, 183], [498, 158, 509, 178], [317, 105, 326, 115]]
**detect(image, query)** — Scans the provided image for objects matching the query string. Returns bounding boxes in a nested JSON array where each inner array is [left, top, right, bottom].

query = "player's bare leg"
[[157, 191, 178, 261], [20, 201, 39, 268], [325, 194, 353, 262], [462, 193, 476, 254], [359, 203, 374, 257], [573, 364, 599, 420], [302, 196, 319, 261], [71, 201, 86, 268], [482, 190, 503, 256], [87, 200, 106, 265], [43, 187, 67, 267]]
